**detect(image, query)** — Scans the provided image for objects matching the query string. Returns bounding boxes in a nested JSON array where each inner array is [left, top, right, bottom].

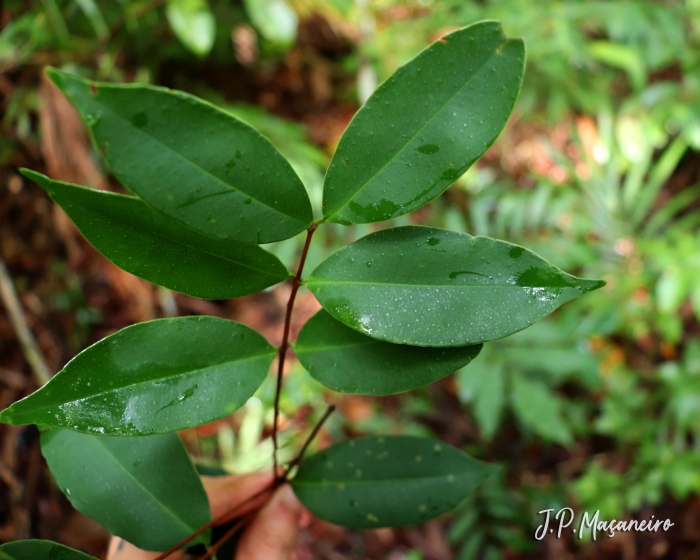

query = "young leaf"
[[166, 0, 216, 57], [22, 170, 289, 300], [0, 317, 275, 435], [294, 310, 481, 395], [0, 540, 97, 560], [291, 435, 496, 528], [322, 21, 525, 225], [41, 429, 211, 551], [46, 68, 312, 244], [306, 226, 605, 346]]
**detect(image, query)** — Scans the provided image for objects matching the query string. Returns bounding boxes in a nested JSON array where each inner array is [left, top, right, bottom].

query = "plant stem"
[[152, 483, 276, 560], [195, 513, 254, 560], [284, 404, 336, 478], [272, 223, 317, 479]]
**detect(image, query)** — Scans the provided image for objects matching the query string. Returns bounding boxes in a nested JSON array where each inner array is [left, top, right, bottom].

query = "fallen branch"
[[0, 258, 51, 385]]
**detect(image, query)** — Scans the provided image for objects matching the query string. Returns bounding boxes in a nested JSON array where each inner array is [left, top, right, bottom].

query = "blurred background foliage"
[[1, 0, 700, 559]]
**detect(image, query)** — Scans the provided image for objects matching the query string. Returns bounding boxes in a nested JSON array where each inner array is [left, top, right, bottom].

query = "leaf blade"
[[41, 429, 211, 551], [0, 541, 97, 560], [294, 310, 481, 394], [22, 170, 289, 300], [46, 68, 312, 244], [323, 21, 525, 224], [291, 435, 495, 528], [306, 226, 605, 346], [0, 317, 275, 435]]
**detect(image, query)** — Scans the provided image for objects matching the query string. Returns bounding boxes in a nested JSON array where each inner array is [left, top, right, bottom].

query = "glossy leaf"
[[166, 0, 215, 57], [0, 317, 275, 435], [41, 429, 211, 551], [294, 310, 481, 394], [291, 435, 495, 528], [46, 68, 312, 244], [322, 21, 524, 224], [306, 226, 605, 346], [0, 540, 96, 560], [22, 170, 289, 300]]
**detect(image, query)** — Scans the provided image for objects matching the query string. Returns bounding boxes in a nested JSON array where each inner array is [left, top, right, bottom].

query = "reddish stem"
[[284, 404, 335, 478], [152, 483, 276, 560], [272, 223, 317, 479], [195, 512, 254, 560]]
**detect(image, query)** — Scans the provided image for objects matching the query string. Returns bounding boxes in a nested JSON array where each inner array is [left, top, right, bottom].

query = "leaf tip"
[[0, 407, 14, 425], [579, 278, 607, 294]]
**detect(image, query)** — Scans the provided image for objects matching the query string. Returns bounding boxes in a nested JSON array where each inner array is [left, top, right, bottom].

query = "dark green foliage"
[[41, 430, 211, 551], [306, 226, 603, 346], [1, 17, 605, 553], [294, 310, 482, 395], [1, 317, 275, 435], [21, 170, 290, 299], [0, 541, 97, 560], [323, 22, 525, 224], [47, 68, 313, 244], [291, 436, 496, 528]]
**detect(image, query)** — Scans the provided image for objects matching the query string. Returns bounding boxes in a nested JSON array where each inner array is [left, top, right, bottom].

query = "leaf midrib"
[[78, 190, 288, 280], [325, 34, 507, 221], [15, 350, 274, 415], [307, 279, 578, 290], [86, 89, 307, 225], [92, 437, 207, 539], [294, 338, 378, 353], [293, 470, 475, 487]]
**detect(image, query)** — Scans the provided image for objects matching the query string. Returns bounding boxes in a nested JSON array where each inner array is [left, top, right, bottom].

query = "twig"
[[195, 513, 254, 560], [272, 223, 317, 479], [285, 404, 336, 476], [0, 258, 51, 385], [152, 483, 276, 560]]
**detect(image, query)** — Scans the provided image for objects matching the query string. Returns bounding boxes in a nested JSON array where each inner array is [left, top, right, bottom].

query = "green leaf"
[[166, 0, 215, 57], [322, 21, 524, 224], [458, 360, 505, 440], [510, 375, 572, 445], [294, 310, 481, 395], [41, 429, 211, 552], [0, 540, 97, 560], [46, 68, 312, 244], [243, 0, 298, 46], [306, 226, 605, 346], [21, 170, 289, 300], [291, 435, 496, 528], [0, 317, 275, 435]]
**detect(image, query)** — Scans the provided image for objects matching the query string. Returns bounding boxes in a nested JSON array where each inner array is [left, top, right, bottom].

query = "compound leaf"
[[0, 317, 275, 435], [22, 170, 289, 300], [46, 68, 312, 244], [291, 435, 496, 528], [294, 310, 481, 394], [323, 21, 524, 224], [306, 226, 605, 346], [0, 541, 96, 560], [41, 429, 211, 551]]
